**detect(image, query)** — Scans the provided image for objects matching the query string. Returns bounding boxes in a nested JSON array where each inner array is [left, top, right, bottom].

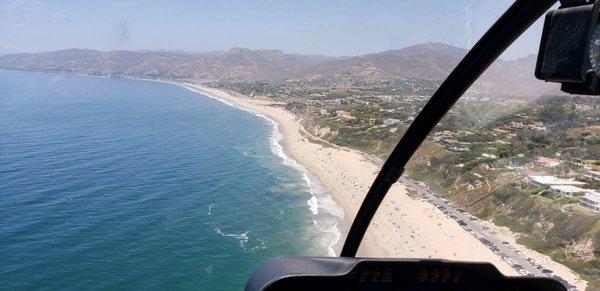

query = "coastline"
[[0, 69, 587, 288], [4, 68, 585, 288], [175, 82, 346, 256], [177, 82, 587, 290], [178, 84, 518, 262]]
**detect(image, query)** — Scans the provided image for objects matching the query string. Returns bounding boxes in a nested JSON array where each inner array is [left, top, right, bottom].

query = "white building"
[[549, 185, 587, 197], [580, 192, 600, 212], [448, 146, 470, 152], [528, 175, 586, 188], [482, 153, 498, 159], [383, 118, 400, 126], [583, 171, 600, 182]]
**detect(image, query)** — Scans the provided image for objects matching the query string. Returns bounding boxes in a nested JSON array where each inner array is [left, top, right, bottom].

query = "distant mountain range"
[[0, 42, 560, 96], [0, 47, 328, 81], [306, 42, 466, 80]]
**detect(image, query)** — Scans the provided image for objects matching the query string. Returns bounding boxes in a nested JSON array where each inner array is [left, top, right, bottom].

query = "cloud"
[[115, 21, 130, 42], [51, 12, 68, 22]]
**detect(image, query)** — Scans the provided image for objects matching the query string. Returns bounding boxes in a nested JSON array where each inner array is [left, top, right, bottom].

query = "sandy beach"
[[180, 83, 587, 289]]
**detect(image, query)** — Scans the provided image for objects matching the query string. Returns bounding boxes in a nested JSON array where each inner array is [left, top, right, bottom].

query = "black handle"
[[341, 0, 559, 258]]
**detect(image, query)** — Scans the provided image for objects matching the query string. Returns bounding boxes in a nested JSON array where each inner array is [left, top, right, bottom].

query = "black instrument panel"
[[245, 257, 566, 291]]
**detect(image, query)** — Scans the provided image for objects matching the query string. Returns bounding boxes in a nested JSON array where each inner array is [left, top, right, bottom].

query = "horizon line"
[[0, 41, 537, 61]]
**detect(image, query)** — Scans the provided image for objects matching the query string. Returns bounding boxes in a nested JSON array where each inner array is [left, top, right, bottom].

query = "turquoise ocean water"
[[0, 70, 344, 290]]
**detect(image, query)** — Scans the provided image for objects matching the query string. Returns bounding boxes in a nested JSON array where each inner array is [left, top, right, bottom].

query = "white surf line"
[[175, 82, 346, 257]]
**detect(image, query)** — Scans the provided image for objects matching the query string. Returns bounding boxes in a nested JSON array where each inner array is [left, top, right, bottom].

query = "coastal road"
[[398, 177, 552, 279]]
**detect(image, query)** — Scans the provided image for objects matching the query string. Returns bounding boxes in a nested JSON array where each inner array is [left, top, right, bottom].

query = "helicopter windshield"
[[343, 2, 597, 291], [0, 1, 597, 291]]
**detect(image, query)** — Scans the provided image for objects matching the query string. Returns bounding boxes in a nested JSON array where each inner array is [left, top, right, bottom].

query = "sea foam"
[[180, 83, 345, 257]]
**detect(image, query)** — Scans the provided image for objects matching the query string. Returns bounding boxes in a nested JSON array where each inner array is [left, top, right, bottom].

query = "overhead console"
[[536, 0, 600, 94], [245, 257, 566, 291]]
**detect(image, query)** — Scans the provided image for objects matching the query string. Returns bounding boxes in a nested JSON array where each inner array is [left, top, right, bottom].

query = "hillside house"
[[580, 192, 600, 212]]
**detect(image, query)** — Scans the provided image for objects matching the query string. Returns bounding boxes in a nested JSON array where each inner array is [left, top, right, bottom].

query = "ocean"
[[0, 70, 344, 290]]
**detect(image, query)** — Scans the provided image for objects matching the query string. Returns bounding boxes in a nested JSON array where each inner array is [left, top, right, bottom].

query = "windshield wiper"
[[340, 0, 559, 257]]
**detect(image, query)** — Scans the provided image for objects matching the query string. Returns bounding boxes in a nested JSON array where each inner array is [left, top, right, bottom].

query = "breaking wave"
[[181, 83, 345, 257]]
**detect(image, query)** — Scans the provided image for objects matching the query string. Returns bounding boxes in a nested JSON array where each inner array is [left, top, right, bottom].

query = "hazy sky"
[[0, 0, 552, 59]]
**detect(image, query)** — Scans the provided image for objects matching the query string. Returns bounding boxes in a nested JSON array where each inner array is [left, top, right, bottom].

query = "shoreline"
[[177, 82, 588, 290], [178, 84, 515, 260], [177, 82, 347, 256], [0, 69, 585, 289]]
